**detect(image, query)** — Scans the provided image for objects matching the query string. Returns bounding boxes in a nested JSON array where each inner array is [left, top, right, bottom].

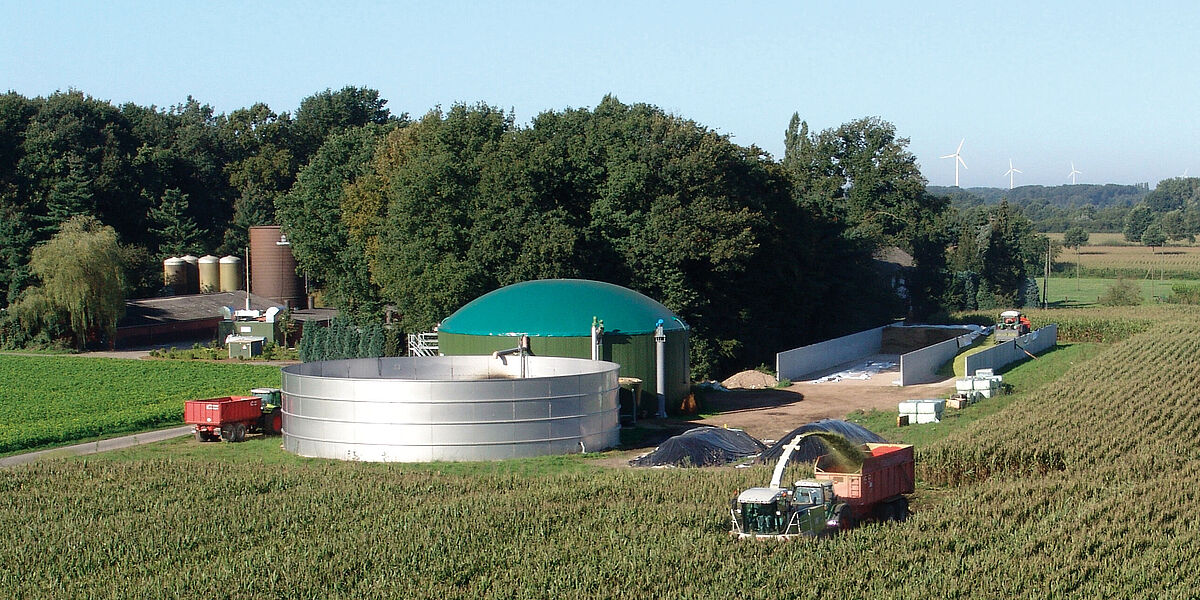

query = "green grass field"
[[1038, 276, 1185, 307], [0, 355, 280, 454]]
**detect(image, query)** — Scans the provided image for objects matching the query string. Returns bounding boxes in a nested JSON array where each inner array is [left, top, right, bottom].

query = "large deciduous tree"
[[277, 124, 392, 317], [23, 215, 126, 349], [293, 87, 398, 164], [783, 114, 948, 320]]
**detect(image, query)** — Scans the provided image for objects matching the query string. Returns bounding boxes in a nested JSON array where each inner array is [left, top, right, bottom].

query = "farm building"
[[116, 291, 336, 348], [437, 279, 690, 411]]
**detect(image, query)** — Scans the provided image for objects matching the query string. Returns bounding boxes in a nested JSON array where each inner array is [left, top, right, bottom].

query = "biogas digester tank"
[[281, 356, 621, 462], [438, 279, 691, 408]]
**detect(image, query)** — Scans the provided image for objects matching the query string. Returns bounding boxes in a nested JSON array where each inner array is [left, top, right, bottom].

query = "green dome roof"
[[439, 279, 686, 337]]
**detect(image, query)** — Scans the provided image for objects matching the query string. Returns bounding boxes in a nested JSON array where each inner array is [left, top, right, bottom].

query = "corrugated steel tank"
[[281, 356, 621, 461], [218, 255, 243, 292], [198, 255, 220, 293], [438, 279, 691, 407], [162, 257, 185, 290], [249, 225, 304, 307]]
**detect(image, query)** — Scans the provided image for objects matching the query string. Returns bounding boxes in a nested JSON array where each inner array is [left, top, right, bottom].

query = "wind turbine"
[[1003, 159, 1022, 190], [1068, 161, 1082, 185], [940, 139, 968, 187]]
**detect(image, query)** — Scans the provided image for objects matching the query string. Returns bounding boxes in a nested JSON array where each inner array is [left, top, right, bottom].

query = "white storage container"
[[915, 399, 945, 414]]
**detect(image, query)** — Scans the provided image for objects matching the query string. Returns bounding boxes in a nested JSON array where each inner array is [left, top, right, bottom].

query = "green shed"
[[437, 279, 691, 413], [227, 335, 265, 359]]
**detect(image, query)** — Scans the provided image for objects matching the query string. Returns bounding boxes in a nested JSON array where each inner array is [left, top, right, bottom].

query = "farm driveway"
[[690, 361, 955, 441], [0, 426, 193, 468]]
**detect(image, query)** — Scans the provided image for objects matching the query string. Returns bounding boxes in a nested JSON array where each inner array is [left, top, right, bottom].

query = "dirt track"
[[689, 360, 955, 441]]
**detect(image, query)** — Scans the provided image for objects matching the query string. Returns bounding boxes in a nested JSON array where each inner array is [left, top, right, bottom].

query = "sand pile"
[[721, 370, 778, 389]]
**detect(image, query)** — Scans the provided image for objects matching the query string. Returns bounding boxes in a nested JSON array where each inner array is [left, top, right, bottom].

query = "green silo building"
[[437, 279, 691, 412]]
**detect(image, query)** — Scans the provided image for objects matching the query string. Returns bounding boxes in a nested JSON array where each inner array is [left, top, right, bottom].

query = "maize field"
[[1068, 243, 1200, 271], [3, 307, 1200, 598]]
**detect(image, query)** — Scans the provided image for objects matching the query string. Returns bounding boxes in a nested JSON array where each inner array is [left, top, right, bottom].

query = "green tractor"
[[251, 387, 284, 434]]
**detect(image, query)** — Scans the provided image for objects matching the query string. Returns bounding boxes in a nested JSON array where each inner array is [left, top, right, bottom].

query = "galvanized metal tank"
[[281, 355, 621, 462], [162, 257, 185, 291], [218, 255, 243, 292], [249, 225, 303, 308], [198, 255, 220, 294]]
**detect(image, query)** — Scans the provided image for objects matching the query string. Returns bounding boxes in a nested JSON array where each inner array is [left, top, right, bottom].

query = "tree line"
[[0, 87, 401, 306], [1, 89, 1050, 376], [935, 184, 1148, 233]]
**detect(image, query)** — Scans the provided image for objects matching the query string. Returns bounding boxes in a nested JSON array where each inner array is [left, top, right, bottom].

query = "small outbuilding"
[[438, 279, 691, 412], [227, 335, 265, 359]]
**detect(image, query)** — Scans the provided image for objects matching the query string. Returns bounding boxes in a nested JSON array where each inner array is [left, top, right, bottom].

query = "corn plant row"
[[3, 454, 1200, 598], [924, 311, 1200, 483]]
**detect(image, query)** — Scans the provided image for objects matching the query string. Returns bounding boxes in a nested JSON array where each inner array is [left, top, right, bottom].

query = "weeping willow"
[[28, 216, 126, 349]]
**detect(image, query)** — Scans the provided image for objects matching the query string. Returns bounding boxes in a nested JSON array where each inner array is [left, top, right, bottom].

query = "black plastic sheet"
[[629, 427, 766, 467]]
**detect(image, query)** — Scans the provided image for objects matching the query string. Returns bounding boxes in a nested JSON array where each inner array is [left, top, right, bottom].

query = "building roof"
[[288, 307, 339, 323], [119, 292, 283, 328], [438, 279, 686, 337], [873, 246, 915, 269]]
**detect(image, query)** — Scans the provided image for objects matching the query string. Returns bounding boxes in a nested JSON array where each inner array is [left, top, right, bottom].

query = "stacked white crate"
[[956, 369, 1003, 400], [898, 399, 945, 424]]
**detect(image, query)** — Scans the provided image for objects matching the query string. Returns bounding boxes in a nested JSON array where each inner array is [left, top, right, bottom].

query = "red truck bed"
[[184, 396, 262, 426], [815, 443, 915, 511]]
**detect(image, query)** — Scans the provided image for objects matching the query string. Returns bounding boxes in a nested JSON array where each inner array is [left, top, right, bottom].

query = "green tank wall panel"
[[438, 330, 690, 409]]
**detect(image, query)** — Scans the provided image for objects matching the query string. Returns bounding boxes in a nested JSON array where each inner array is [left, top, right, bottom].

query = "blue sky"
[[3, 0, 1197, 188]]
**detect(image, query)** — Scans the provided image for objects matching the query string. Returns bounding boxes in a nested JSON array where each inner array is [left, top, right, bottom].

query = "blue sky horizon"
[[3, 0, 1197, 189]]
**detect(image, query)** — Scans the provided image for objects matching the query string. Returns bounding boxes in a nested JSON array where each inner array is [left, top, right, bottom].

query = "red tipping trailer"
[[185, 396, 262, 443], [815, 442, 915, 523]]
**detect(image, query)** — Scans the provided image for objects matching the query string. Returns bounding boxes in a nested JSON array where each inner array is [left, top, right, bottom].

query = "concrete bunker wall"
[[965, 325, 1057, 375], [776, 325, 887, 382], [777, 325, 981, 386], [898, 331, 978, 385]]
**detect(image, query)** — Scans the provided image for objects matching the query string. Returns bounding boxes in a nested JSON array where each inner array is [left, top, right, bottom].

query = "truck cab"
[[730, 480, 839, 539]]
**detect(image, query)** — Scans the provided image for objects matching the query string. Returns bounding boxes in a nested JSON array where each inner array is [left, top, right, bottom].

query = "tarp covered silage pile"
[[758, 419, 887, 465], [630, 426, 766, 467]]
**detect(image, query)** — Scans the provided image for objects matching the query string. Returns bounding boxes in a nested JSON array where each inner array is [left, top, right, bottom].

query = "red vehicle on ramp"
[[184, 389, 283, 442]]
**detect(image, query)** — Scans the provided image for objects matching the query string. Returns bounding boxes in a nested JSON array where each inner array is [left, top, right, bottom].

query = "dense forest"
[[0, 88, 1049, 376]]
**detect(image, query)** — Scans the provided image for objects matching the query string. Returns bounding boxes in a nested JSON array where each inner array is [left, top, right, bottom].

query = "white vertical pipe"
[[655, 320, 667, 418], [591, 318, 603, 361]]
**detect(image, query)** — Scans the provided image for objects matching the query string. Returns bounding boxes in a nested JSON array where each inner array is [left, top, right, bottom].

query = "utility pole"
[[1043, 241, 1051, 309]]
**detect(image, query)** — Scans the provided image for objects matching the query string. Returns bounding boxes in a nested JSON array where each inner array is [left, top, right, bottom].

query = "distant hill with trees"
[[929, 184, 1149, 233]]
